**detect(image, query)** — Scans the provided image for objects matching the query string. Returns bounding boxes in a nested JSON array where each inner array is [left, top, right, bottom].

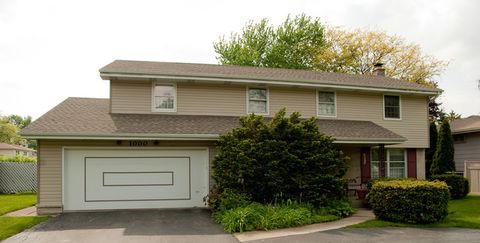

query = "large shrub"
[[367, 180, 449, 224], [211, 109, 347, 207], [431, 174, 469, 199], [431, 120, 455, 175]]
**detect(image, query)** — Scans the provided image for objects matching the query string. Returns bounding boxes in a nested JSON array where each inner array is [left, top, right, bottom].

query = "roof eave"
[[23, 133, 406, 145], [100, 72, 441, 96], [452, 128, 480, 135]]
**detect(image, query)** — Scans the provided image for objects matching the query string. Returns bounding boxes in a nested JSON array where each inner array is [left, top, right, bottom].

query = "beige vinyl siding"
[[416, 148, 426, 179], [337, 92, 429, 148], [111, 80, 151, 113], [177, 83, 246, 115], [454, 132, 480, 172], [37, 139, 215, 213], [269, 87, 317, 117], [110, 80, 428, 147], [342, 146, 361, 181]]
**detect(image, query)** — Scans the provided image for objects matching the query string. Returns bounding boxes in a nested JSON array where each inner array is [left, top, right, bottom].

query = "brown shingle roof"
[[451, 116, 480, 134], [21, 98, 405, 143], [0, 143, 36, 152], [100, 60, 440, 94]]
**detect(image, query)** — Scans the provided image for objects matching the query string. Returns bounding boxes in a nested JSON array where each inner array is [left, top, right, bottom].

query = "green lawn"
[[350, 195, 480, 228], [0, 193, 49, 241], [0, 193, 37, 215], [0, 217, 48, 241]]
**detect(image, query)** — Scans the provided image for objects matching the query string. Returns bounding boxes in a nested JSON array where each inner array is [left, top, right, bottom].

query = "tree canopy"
[[214, 14, 325, 69], [215, 14, 447, 87], [317, 26, 448, 86], [0, 114, 35, 149]]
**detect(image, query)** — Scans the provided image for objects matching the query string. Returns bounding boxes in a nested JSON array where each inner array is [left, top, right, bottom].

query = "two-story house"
[[21, 60, 441, 214]]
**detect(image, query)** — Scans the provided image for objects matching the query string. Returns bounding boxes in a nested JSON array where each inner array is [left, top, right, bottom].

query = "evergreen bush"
[[431, 174, 469, 199], [431, 120, 455, 175], [211, 109, 347, 208]]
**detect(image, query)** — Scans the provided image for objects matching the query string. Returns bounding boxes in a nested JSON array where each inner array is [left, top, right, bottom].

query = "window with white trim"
[[371, 148, 406, 178], [153, 83, 176, 112], [248, 88, 268, 114], [317, 91, 336, 116], [384, 95, 400, 119]]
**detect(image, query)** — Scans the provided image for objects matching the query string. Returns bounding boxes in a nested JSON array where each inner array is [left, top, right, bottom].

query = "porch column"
[[379, 144, 386, 178]]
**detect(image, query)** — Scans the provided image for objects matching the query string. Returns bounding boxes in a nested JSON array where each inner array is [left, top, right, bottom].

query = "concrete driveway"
[[3, 209, 239, 243], [247, 227, 480, 243]]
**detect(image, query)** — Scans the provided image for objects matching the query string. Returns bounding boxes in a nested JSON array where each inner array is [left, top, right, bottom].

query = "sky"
[[1, 0, 479, 119]]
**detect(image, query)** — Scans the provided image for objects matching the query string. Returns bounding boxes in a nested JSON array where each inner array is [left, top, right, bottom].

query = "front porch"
[[340, 145, 423, 207]]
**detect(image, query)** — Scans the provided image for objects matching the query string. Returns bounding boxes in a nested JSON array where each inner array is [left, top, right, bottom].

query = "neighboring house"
[[0, 143, 37, 157], [21, 60, 441, 214], [451, 115, 480, 172]]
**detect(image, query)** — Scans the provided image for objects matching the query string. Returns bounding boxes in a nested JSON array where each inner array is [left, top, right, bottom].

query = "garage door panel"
[[85, 157, 191, 201], [64, 148, 208, 211]]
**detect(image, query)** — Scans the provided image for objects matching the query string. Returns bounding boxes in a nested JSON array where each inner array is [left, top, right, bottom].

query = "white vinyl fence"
[[0, 162, 37, 193]]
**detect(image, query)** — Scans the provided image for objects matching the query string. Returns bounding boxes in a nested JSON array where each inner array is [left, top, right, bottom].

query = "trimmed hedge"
[[431, 174, 469, 199], [0, 155, 36, 163], [366, 177, 415, 190], [367, 180, 449, 223]]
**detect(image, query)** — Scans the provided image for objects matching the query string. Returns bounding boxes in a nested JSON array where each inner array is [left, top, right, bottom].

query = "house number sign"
[[129, 141, 149, 146]]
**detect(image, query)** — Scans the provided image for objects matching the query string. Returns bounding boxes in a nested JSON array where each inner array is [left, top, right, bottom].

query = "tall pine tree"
[[431, 120, 455, 175], [425, 121, 438, 178]]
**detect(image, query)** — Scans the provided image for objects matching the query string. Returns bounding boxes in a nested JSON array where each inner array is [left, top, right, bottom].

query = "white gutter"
[[100, 72, 441, 96]]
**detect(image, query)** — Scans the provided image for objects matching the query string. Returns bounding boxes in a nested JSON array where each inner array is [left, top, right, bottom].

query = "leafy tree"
[[428, 96, 444, 121], [214, 14, 325, 69], [440, 110, 461, 122], [212, 109, 347, 207], [0, 120, 25, 145], [0, 114, 35, 149], [431, 120, 456, 175], [317, 26, 448, 86], [425, 121, 438, 178], [2, 115, 32, 129]]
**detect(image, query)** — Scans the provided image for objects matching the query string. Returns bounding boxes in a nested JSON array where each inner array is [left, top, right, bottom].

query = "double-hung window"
[[247, 88, 268, 114], [153, 83, 176, 112], [384, 95, 401, 119], [371, 148, 406, 178], [317, 91, 336, 117]]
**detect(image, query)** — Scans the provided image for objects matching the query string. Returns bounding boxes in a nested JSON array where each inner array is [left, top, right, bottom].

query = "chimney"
[[373, 63, 385, 76]]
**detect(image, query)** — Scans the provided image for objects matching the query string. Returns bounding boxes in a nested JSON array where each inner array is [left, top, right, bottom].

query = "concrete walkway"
[[234, 208, 374, 242], [4, 206, 37, 216]]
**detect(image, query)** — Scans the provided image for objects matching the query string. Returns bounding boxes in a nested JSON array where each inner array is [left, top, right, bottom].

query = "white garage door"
[[63, 148, 209, 211]]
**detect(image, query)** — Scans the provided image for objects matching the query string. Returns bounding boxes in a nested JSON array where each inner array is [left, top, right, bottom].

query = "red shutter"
[[407, 148, 417, 178], [360, 147, 371, 183]]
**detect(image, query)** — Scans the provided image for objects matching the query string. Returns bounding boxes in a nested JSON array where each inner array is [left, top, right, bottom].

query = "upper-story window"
[[247, 88, 268, 114], [153, 83, 176, 112], [384, 95, 401, 119], [317, 91, 336, 117]]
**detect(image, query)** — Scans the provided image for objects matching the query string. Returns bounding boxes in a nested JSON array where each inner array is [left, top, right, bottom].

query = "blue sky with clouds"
[[1, 0, 479, 118]]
